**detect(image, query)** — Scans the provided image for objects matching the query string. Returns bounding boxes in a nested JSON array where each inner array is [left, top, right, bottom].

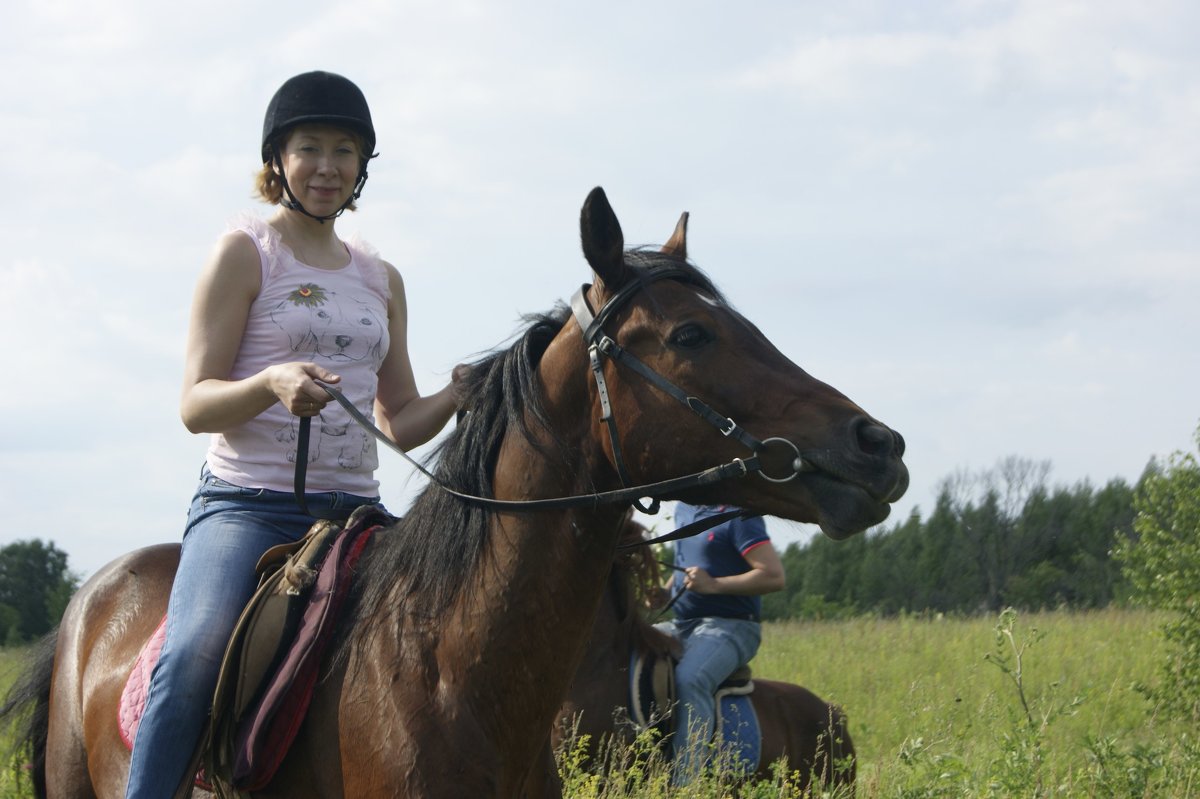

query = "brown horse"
[[553, 524, 856, 792], [2, 187, 906, 798]]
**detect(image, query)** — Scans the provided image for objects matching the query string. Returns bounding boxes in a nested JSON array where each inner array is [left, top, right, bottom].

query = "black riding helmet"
[[262, 71, 377, 222]]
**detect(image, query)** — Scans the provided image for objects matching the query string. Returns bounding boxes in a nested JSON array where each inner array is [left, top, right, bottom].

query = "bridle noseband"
[[295, 265, 811, 547]]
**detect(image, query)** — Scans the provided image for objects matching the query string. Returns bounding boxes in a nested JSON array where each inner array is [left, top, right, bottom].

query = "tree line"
[[762, 455, 1140, 620]]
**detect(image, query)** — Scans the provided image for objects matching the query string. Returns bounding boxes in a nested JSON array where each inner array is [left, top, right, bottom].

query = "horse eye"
[[668, 323, 711, 349]]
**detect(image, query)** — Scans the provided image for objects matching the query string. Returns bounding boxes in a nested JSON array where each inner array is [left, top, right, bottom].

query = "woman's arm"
[[179, 231, 339, 434], [373, 262, 464, 451], [683, 541, 786, 596]]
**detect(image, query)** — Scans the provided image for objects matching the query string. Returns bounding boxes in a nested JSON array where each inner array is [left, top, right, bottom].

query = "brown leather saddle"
[[203, 504, 391, 797], [628, 647, 754, 736]]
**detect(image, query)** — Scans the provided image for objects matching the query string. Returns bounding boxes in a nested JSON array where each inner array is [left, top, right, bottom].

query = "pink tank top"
[[206, 214, 391, 495]]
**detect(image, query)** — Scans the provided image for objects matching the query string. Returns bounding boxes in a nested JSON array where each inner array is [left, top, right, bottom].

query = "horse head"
[[566, 186, 908, 540]]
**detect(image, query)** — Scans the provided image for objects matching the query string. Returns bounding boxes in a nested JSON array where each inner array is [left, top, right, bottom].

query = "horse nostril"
[[853, 418, 896, 458]]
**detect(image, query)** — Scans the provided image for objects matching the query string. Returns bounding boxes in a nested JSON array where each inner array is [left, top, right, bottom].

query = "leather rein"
[[294, 266, 812, 548]]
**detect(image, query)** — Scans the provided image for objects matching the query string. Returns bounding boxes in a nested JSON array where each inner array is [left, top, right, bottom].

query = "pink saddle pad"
[[119, 615, 167, 749]]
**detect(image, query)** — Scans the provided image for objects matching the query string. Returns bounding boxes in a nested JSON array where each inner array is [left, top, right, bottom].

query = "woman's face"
[[277, 124, 363, 214]]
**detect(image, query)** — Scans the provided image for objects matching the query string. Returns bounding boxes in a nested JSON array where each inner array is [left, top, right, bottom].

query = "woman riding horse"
[[3, 187, 906, 798], [132, 70, 467, 799], [553, 515, 856, 793]]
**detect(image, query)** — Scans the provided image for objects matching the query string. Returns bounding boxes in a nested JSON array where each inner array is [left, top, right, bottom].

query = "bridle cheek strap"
[[570, 281, 768, 513]]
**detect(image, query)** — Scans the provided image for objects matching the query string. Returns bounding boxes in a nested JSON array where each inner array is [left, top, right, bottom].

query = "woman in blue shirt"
[[654, 502, 786, 784]]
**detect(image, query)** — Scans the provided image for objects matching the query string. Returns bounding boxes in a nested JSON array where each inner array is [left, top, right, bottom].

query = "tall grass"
[[0, 648, 32, 799], [755, 608, 1163, 772], [558, 608, 1200, 798]]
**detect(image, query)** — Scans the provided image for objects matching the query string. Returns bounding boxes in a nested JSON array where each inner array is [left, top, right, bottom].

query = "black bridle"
[[294, 266, 811, 547], [567, 268, 811, 511]]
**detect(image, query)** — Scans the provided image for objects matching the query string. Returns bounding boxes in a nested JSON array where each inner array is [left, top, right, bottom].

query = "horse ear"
[[661, 211, 689, 260], [580, 187, 630, 289]]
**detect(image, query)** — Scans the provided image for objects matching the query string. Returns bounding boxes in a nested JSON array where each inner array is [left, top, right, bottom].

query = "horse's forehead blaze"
[[613, 281, 719, 323]]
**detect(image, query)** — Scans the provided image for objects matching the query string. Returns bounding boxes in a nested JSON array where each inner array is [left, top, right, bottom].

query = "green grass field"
[[751, 608, 1194, 797], [4, 609, 1196, 797], [561, 608, 1199, 798], [760, 610, 1159, 765]]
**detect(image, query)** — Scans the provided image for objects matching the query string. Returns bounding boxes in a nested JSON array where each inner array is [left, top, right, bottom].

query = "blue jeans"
[[654, 616, 762, 785], [125, 467, 379, 799]]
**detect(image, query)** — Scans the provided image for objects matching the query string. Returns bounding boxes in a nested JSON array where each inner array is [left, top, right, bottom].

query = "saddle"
[[628, 648, 761, 771], [628, 644, 676, 739], [208, 504, 390, 795], [628, 649, 755, 734], [119, 505, 392, 798]]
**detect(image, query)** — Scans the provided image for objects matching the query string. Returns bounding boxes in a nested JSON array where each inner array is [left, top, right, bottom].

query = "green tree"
[[914, 488, 979, 612], [769, 455, 1135, 619], [0, 539, 79, 644], [1066, 479, 1135, 607], [1114, 422, 1200, 722]]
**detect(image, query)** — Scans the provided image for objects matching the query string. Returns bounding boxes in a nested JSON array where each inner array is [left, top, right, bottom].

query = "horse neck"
[[465, 325, 627, 644], [431, 400, 627, 744], [477, 432, 624, 647], [360, 325, 629, 784]]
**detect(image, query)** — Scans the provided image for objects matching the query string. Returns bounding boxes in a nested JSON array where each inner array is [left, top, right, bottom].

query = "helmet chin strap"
[[273, 149, 370, 223]]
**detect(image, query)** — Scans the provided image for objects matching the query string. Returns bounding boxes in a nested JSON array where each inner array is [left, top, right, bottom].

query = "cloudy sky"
[[3, 0, 1197, 579]]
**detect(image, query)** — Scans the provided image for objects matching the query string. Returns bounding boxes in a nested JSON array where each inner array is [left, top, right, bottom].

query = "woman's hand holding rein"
[[266, 362, 341, 417]]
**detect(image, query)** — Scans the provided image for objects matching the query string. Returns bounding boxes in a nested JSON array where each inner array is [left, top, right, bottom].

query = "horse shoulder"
[[260, 656, 348, 799]]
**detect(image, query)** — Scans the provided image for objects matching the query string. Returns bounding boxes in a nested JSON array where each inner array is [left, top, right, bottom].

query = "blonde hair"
[[253, 162, 290, 206], [254, 127, 369, 209]]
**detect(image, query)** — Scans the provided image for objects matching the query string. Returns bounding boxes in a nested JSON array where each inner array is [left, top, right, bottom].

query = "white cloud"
[[730, 31, 944, 101]]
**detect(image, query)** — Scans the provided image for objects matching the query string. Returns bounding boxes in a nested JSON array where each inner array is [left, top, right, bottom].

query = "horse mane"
[[340, 250, 721, 655], [339, 306, 568, 653]]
